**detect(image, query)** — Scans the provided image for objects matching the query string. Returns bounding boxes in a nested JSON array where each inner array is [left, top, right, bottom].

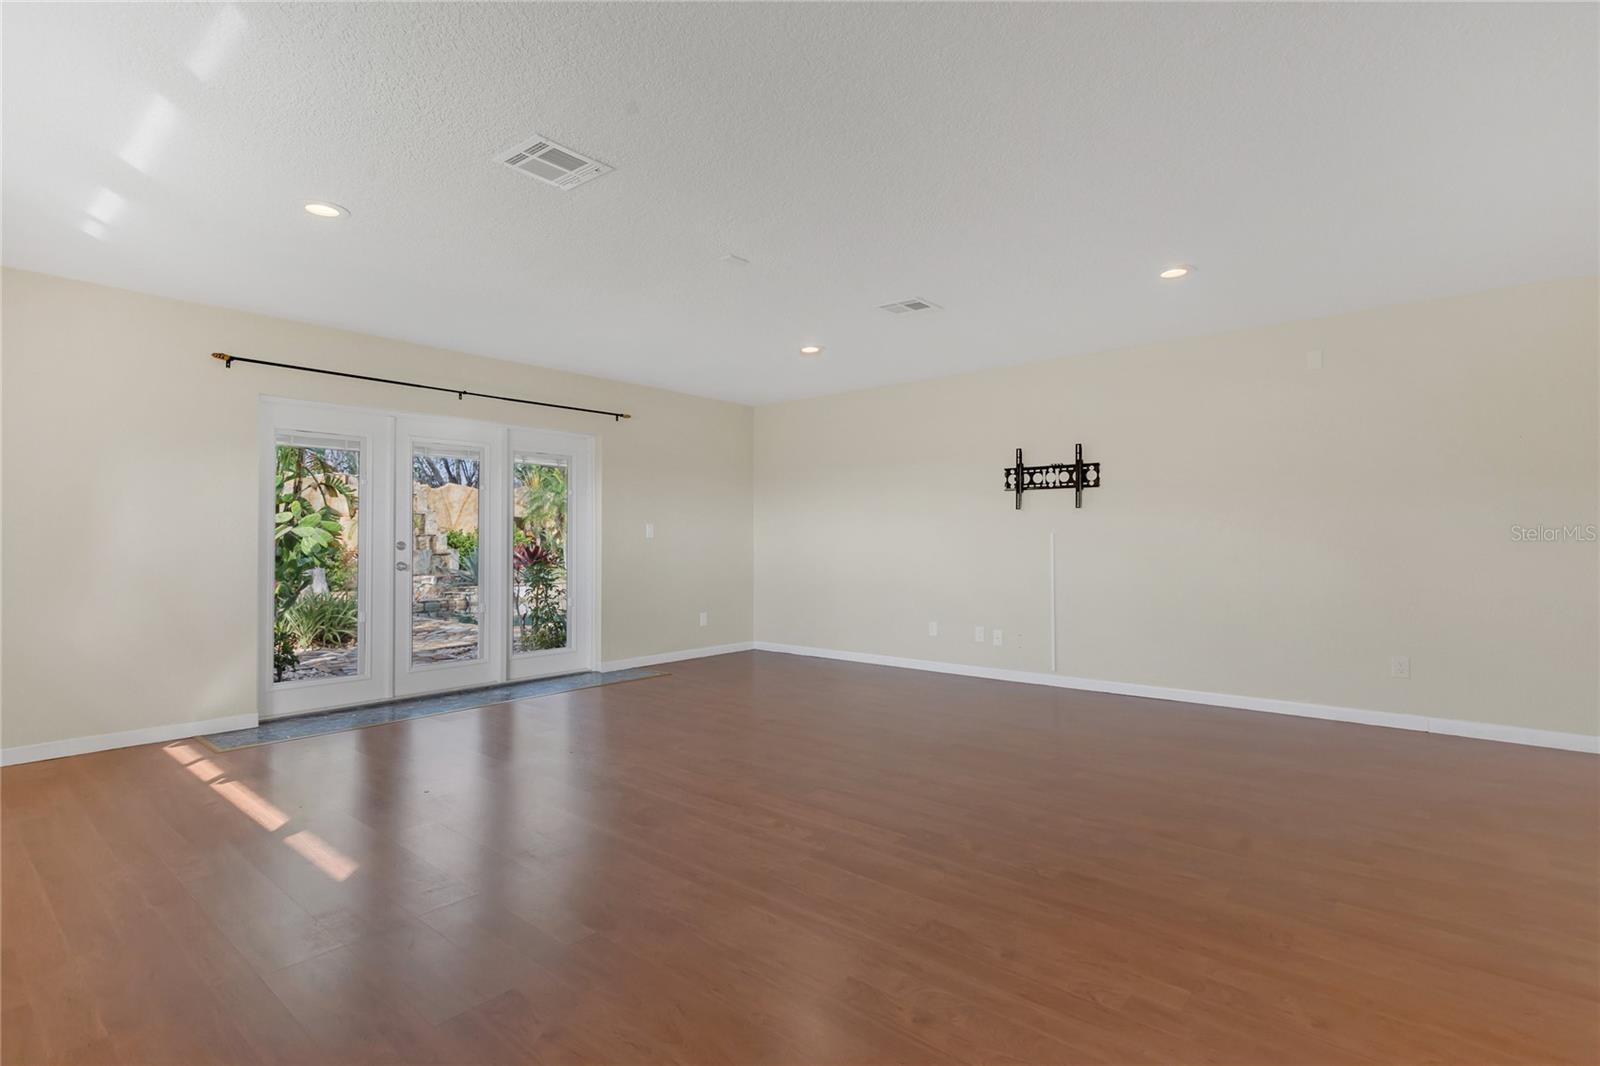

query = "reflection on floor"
[[203, 668, 665, 750], [4, 651, 1593, 1064]]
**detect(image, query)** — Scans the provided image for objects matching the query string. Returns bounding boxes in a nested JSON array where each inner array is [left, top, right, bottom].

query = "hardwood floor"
[[3, 650, 1596, 1064]]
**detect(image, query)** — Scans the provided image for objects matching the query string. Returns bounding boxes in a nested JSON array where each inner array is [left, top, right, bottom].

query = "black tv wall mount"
[[1003, 444, 1101, 510]]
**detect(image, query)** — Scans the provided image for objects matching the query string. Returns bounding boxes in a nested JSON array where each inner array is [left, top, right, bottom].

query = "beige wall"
[[755, 277, 1599, 737], [5, 270, 1595, 752], [1, 269, 753, 749]]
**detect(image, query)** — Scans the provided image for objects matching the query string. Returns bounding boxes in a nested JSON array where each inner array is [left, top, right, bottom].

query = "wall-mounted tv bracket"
[[1003, 444, 1101, 510]]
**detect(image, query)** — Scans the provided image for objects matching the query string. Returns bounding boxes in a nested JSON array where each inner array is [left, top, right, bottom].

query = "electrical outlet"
[[698, 611, 708, 627], [644, 522, 655, 540], [973, 625, 986, 643], [1306, 348, 1324, 370], [992, 628, 1003, 647], [1390, 655, 1410, 679], [927, 621, 938, 637]]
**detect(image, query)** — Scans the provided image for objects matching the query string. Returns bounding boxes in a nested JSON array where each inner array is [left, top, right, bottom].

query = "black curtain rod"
[[211, 352, 631, 421]]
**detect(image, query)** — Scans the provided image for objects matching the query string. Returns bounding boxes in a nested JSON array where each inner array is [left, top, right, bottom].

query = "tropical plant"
[[274, 498, 342, 591], [457, 546, 480, 587], [512, 537, 558, 572], [281, 592, 358, 648], [322, 547, 358, 594], [274, 446, 359, 677], [274, 446, 355, 607], [273, 620, 300, 683], [530, 614, 567, 651], [511, 463, 569, 652], [512, 462, 567, 562], [445, 529, 478, 558], [513, 534, 567, 650]]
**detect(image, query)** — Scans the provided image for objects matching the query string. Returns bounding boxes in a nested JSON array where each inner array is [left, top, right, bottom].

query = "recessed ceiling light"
[[799, 345, 823, 356], [303, 201, 348, 219], [1159, 265, 1191, 279]]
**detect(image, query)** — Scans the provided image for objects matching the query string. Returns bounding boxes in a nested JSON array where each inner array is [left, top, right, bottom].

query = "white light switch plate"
[[992, 629, 1003, 646], [973, 625, 985, 643], [644, 522, 655, 539]]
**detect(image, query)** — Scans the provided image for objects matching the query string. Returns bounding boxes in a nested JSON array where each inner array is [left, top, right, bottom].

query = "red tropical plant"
[[512, 538, 558, 571]]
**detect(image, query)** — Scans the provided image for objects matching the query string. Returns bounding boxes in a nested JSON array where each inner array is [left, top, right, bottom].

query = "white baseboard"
[[1, 713, 259, 768], [1, 642, 755, 768], [600, 641, 755, 674], [752, 642, 1599, 754], [10, 643, 1591, 765]]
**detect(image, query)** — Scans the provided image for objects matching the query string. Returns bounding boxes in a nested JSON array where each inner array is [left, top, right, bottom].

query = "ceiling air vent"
[[495, 135, 612, 190], [879, 298, 941, 315]]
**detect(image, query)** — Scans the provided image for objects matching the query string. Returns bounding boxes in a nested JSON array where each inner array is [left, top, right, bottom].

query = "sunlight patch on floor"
[[162, 741, 358, 881]]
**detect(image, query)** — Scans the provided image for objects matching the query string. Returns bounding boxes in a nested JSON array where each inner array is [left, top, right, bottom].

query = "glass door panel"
[[511, 456, 569, 654], [410, 444, 483, 667], [261, 404, 393, 720], [392, 417, 504, 698], [507, 429, 593, 681], [275, 436, 363, 680]]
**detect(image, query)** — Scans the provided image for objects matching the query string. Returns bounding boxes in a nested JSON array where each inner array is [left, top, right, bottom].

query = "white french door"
[[260, 399, 595, 720], [393, 415, 505, 698]]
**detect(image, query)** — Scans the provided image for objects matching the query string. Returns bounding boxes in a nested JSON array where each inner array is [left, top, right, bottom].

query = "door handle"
[[395, 561, 409, 572]]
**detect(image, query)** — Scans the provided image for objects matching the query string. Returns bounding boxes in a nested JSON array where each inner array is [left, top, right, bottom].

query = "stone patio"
[[283, 616, 483, 681]]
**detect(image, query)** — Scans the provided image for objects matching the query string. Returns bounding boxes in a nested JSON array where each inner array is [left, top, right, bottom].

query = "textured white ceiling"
[[4, 3, 1595, 404]]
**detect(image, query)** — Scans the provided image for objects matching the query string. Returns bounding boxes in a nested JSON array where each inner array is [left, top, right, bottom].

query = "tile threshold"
[[200, 668, 666, 750]]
